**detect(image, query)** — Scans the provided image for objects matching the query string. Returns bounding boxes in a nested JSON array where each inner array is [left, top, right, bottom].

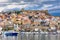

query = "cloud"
[[0, 7, 5, 12], [39, 4, 53, 10], [43, 4, 53, 7], [0, 0, 8, 2], [0, 0, 59, 12], [48, 5, 60, 10], [3, 4, 39, 9], [6, 5, 18, 9], [20, 1, 25, 3], [34, 0, 55, 3], [0, 0, 56, 3], [4, 4, 28, 9]]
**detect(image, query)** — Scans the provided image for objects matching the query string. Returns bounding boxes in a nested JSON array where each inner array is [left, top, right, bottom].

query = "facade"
[[0, 10, 60, 32]]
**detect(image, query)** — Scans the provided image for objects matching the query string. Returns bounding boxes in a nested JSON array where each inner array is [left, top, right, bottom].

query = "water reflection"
[[18, 32, 60, 40], [0, 32, 60, 40]]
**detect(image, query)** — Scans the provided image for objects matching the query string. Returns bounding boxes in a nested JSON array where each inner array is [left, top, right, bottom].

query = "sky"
[[0, 0, 60, 16]]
